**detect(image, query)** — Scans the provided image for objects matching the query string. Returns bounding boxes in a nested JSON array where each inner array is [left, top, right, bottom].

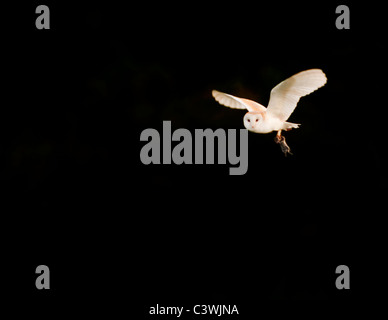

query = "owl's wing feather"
[[212, 90, 266, 113], [266, 69, 327, 121]]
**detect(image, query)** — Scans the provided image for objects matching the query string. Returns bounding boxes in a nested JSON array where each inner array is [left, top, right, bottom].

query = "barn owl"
[[212, 69, 327, 155]]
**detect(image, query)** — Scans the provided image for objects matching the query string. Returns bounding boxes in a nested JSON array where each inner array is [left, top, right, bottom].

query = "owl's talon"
[[274, 135, 284, 144]]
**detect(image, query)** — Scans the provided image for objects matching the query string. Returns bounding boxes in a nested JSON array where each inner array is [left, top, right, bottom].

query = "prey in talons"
[[274, 130, 293, 156]]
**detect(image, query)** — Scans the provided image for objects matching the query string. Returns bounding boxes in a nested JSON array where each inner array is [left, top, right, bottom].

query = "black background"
[[2, 1, 387, 318]]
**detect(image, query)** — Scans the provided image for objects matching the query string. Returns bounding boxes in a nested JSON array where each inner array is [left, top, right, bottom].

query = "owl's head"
[[243, 112, 263, 131]]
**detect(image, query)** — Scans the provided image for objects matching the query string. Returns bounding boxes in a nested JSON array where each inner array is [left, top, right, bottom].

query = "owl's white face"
[[243, 112, 262, 131]]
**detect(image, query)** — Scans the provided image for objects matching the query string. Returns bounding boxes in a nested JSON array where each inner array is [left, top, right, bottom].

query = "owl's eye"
[[247, 118, 250, 122]]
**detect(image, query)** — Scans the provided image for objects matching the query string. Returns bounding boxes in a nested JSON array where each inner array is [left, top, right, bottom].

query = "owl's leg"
[[274, 130, 293, 156]]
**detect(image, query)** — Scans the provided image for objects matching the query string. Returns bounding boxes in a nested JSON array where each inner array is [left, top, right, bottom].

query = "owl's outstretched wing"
[[266, 69, 327, 121], [212, 90, 266, 113]]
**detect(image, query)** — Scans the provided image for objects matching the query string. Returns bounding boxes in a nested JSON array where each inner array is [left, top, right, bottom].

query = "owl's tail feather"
[[282, 122, 300, 131]]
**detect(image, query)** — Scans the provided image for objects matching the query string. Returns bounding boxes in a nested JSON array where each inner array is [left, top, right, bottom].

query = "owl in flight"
[[212, 69, 327, 155]]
